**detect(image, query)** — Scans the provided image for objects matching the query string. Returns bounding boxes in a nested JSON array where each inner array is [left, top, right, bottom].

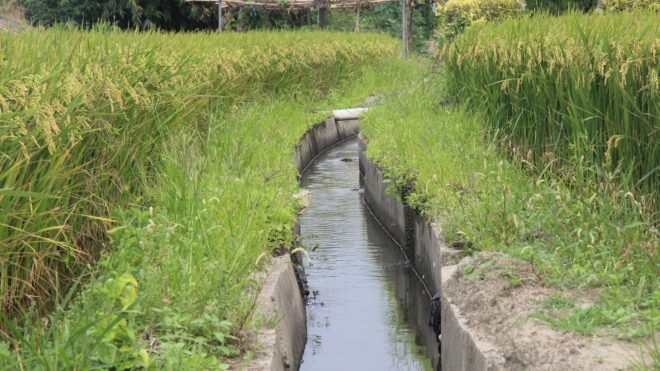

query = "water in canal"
[[299, 137, 439, 371]]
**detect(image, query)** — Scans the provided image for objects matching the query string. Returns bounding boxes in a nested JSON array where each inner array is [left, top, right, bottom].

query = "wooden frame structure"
[[186, 0, 409, 56], [190, 0, 395, 8]]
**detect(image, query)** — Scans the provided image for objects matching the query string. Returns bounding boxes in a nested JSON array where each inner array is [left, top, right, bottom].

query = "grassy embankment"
[[362, 11, 658, 345], [0, 29, 428, 368]]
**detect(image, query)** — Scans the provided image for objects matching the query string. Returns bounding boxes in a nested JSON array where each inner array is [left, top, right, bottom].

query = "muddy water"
[[299, 137, 439, 371]]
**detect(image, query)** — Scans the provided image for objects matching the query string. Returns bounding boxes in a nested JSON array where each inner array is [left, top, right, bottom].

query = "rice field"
[[443, 11, 660, 212], [0, 29, 397, 318], [1, 9, 659, 369], [361, 65, 658, 349], [0, 26, 423, 368]]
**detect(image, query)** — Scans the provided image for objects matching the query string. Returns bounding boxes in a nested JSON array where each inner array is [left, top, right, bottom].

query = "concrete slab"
[[359, 142, 408, 248], [296, 117, 361, 174], [440, 266, 506, 371], [251, 256, 307, 371], [333, 107, 368, 120]]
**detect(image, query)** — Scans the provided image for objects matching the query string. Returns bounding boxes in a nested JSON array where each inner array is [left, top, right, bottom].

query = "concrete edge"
[[245, 114, 362, 370], [359, 135, 504, 371], [332, 107, 368, 120], [440, 266, 506, 371], [295, 117, 360, 174], [248, 256, 307, 371]]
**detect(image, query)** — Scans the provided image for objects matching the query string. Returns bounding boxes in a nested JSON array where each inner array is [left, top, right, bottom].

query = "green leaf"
[[0, 188, 59, 199]]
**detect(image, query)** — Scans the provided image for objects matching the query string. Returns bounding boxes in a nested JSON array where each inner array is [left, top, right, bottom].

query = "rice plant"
[[0, 28, 398, 318], [443, 11, 660, 214], [361, 70, 658, 352], [0, 53, 421, 369]]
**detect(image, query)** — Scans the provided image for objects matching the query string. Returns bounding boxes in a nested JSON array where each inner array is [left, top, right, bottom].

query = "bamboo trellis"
[[186, 0, 408, 56], [187, 0, 395, 9]]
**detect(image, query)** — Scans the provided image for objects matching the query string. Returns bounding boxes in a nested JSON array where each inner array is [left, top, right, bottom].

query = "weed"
[[500, 270, 523, 288], [538, 293, 576, 311]]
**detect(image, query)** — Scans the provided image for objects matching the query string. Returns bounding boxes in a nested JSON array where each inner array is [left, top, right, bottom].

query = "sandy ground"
[[444, 252, 653, 370]]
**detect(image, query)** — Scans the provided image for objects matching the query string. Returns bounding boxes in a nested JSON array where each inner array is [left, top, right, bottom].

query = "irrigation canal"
[[298, 137, 439, 370]]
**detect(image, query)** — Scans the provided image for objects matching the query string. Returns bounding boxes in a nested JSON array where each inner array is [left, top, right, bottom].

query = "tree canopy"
[[20, 0, 214, 29]]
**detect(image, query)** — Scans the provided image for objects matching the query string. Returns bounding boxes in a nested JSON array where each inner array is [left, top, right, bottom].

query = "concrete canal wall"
[[250, 111, 501, 371], [359, 137, 505, 371], [248, 115, 361, 370]]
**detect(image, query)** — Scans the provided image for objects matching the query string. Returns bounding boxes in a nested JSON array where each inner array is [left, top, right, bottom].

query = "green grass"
[[0, 27, 397, 318], [0, 48, 426, 368], [537, 293, 577, 311], [360, 67, 658, 347], [443, 11, 660, 213]]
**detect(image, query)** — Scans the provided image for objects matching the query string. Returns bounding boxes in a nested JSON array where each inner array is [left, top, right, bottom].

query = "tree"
[[20, 0, 213, 29]]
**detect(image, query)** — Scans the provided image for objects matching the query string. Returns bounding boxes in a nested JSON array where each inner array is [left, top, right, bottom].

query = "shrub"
[[526, 0, 595, 13], [435, 0, 525, 41], [606, 0, 660, 11]]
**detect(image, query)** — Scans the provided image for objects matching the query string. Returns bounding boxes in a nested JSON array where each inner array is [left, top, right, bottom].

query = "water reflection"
[[299, 137, 437, 371]]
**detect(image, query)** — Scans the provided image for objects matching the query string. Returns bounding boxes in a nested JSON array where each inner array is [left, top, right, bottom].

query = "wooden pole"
[[401, 0, 407, 56], [237, 6, 244, 31], [318, 0, 328, 28], [218, 0, 223, 32], [407, 0, 413, 51]]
